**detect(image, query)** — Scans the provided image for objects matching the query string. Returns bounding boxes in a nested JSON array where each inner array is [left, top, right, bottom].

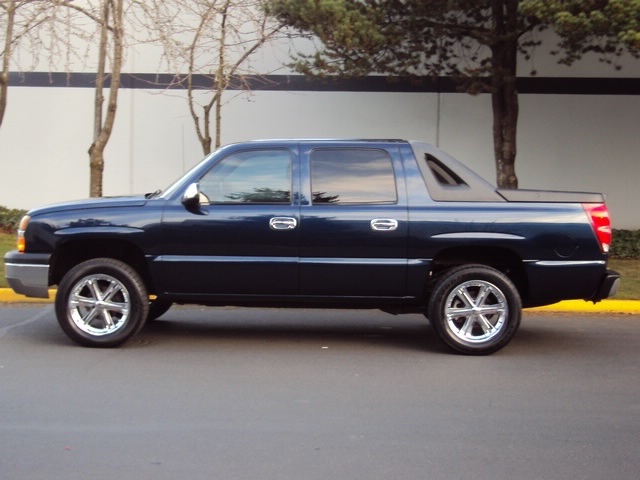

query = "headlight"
[[17, 215, 30, 253]]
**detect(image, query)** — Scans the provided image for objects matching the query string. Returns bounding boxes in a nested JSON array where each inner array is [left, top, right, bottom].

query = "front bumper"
[[3, 250, 51, 298], [589, 269, 621, 303]]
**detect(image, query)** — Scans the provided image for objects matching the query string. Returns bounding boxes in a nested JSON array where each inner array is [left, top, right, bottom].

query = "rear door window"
[[310, 148, 397, 204]]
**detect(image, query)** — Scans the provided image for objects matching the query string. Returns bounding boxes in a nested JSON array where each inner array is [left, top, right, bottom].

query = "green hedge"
[[611, 229, 640, 259], [0, 206, 27, 233]]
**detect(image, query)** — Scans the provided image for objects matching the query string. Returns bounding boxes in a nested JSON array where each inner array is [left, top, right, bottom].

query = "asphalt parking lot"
[[1, 305, 639, 480]]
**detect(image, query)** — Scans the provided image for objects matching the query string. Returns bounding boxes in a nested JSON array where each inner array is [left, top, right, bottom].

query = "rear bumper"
[[589, 269, 620, 303], [3, 250, 51, 298]]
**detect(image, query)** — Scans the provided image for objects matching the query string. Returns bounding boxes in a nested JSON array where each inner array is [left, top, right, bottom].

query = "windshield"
[[159, 153, 216, 200]]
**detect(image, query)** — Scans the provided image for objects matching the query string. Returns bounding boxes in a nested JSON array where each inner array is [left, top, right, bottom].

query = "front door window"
[[199, 149, 292, 204]]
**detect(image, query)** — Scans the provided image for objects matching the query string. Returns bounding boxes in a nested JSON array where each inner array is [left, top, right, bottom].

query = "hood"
[[28, 195, 148, 216]]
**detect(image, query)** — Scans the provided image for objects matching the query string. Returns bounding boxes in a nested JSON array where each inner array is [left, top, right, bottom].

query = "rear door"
[[298, 143, 409, 297]]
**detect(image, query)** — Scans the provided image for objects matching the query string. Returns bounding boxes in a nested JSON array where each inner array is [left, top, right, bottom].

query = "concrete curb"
[[1, 288, 639, 313]]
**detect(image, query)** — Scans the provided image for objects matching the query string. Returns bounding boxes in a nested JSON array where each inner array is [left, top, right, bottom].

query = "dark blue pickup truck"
[[4, 140, 619, 354]]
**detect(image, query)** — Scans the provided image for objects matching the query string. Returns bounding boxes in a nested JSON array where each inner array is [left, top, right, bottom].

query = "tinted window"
[[199, 149, 291, 204], [311, 148, 397, 204], [426, 154, 467, 187]]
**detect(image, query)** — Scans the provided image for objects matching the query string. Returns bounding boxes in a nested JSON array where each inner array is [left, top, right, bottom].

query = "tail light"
[[583, 203, 612, 253]]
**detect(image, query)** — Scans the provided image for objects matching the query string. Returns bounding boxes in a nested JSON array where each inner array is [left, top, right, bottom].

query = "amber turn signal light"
[[17, 215, 30, 253]]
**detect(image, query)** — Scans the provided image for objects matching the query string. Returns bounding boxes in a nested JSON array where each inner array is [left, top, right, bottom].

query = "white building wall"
[[0, 45, 639, 228]]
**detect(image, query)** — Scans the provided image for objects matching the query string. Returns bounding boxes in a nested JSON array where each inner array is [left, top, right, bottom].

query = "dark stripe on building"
[[8, 72, 640, 95]]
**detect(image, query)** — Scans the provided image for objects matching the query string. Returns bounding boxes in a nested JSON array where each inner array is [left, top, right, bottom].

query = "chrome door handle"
[[269, 217, 298, 230], [370, 219, 398, 231]]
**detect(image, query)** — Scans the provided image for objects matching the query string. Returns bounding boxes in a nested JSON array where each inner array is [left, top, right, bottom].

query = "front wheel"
[[55, 258, 149, 347], [427, 265, 522, 355]]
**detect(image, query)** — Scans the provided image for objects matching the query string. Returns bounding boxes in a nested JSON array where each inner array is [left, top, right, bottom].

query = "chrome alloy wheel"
[[444, 279, 508, 344], [68, 274, 131, 336]]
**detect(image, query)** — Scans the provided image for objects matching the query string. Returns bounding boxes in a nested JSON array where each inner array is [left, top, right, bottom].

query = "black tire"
[[147, 298, 172, 321], [426, 264, 522, 355], [55, 258, 149, 348]]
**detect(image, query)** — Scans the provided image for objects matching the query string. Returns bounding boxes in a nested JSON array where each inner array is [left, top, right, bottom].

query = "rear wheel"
[[55, 258, 149, 347], [427, 265, 521, 355]]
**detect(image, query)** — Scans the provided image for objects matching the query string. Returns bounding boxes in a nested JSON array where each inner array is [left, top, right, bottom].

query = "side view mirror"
[[181, 183, 201, 210]]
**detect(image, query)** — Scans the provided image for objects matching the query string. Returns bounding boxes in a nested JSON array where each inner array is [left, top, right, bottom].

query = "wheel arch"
[[50, 238, 155, 294], [429, 246, 529, 303]]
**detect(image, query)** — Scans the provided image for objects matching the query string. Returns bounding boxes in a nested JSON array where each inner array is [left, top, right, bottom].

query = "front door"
[[160, 147, 299, 297]]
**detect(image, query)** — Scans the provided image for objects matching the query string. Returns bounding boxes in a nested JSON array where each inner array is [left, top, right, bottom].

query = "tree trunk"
[[88, 0, 123, 197], [0, 0, 17, 130], [214, 2, 229, 150], [490, 0, 519, 189], [89, 0, 109, 197]]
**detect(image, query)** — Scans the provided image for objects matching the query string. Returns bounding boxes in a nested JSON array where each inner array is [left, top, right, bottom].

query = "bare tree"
[[146, 0, 284, 155], [0, 0, 55, 129], [87, 0, 124, 198], [55, 0, 125, 197], [0, 0, 17, 129], [2, 0, 127, 196]]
